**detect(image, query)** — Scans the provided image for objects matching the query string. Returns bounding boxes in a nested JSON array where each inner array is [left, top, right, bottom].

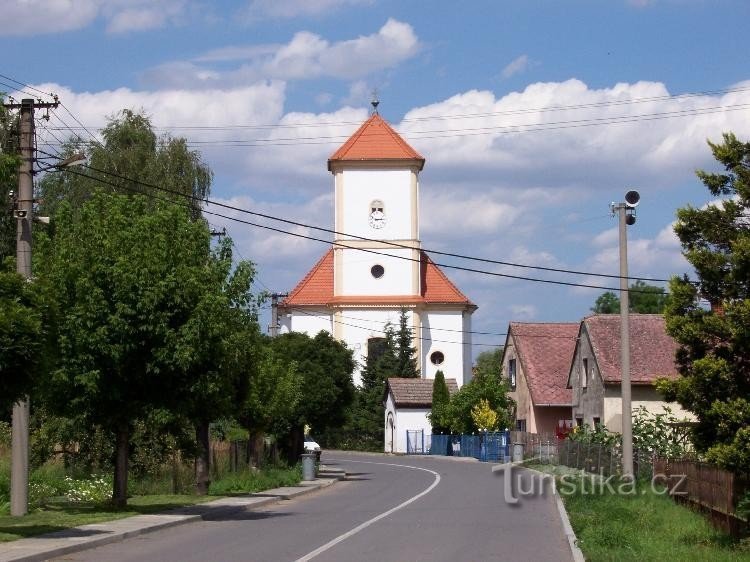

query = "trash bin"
[[301, 453, 317, 481], [512, 442, 525, 463]]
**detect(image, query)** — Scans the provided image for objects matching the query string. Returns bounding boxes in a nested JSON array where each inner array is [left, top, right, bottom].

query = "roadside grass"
[[526, 462, 750, 562], [0, 463, 301, 543]]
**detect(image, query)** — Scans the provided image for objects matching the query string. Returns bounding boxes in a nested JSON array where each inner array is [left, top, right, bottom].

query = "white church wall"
[[395, 407, 431, 454], [421, 310, 468, 386], [340, 248, 415, 296], [462, 311, 474, 384], [339, 169, 414, 240], [285, 310, 332, 338]]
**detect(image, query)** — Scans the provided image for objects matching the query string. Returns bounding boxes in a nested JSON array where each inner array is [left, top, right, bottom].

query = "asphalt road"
[[54, 452, 570, 562]]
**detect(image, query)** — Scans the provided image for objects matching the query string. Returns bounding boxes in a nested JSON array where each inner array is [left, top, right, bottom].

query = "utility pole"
[[269, 292, 288, 337], [612, 190, 640, 479], [5, 97, 58, 516]]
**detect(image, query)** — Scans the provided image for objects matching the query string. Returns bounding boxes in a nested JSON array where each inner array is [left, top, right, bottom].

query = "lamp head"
[[625, 190, 640, 208]]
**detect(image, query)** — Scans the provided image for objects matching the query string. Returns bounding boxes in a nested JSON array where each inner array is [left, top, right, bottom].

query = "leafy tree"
[[446, 370, 513, 434], [661, 132, 750, 473], [429, 370, 451, 434], [395, 308, 419, 378], [592, 281, 668, 314], [0, 261, 45, 413], [268, 331, 355, 463], [0, 96, 19, 261], [37, 109, 211, 219], [471, 399, 498, 431], [37, 192, 215, 506], [474, 348, 503, 379]]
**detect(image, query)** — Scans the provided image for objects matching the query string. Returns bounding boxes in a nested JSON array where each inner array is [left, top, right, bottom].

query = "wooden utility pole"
[[5, 97, 58, 516], [269, 292, 288, 337]]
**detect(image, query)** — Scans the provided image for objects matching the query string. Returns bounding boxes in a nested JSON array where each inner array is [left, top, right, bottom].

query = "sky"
[[2, 0, 750, 358]]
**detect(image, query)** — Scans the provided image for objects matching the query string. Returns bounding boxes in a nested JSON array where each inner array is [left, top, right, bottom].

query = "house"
[[279, 108, 476, 387], [502, 322, 579, 435], [566, 314, 692, 431], [384, 377, 459, 453]]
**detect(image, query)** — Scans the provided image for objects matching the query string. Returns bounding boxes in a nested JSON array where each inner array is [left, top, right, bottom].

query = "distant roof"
[[281, 249, 474, 308], [581, 314, 679, 384], [328, 114, 425, 171], [386, 377, 459, 408], [509, 322, 579, 406]]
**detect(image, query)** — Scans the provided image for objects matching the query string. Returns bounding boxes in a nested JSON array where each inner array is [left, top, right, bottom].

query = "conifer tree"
[[395, 308, 419, 378], [429, 370, 451, 434]]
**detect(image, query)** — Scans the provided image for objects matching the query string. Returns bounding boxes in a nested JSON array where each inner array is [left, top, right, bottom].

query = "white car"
[[304, 435, 321, 461]]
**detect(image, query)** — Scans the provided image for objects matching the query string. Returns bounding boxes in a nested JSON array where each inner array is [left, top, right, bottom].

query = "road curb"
[[520, 466, 585, 562], [0, 471, 346, 562]]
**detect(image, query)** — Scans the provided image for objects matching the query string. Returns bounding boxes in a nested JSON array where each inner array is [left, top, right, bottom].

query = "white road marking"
[[294, 459, 441, 562]]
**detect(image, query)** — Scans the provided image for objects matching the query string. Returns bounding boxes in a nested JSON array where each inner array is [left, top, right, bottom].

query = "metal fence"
[[429, 431, 510, 462]]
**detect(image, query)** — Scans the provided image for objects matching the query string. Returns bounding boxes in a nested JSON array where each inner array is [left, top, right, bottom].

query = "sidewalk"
[[0, 465, 346, 562]]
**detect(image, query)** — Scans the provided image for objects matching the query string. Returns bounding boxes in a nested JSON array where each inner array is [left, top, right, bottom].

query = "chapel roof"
[[508, 322, 579, 406], [578, 314, 679, 385], [328, 114, 425, 171], [280, 249, 474, 308], [386, 377, 459, 408]]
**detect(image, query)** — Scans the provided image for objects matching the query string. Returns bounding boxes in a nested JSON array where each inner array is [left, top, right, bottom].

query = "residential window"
[[582, 358, 588, 390], [515, 419, 527, 432], [593, 417, 601, 429], [576, 417, 584, 427], [508, 358, 516, 390]]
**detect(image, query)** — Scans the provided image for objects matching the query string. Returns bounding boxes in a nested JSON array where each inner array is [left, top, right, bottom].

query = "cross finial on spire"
[[370, 88, 379, 115]]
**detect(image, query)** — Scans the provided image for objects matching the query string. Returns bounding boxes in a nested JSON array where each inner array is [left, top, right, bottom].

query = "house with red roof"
[[502, 322, 579, 435], [566, 314, 692, 431], [279, 110, 476, 387]]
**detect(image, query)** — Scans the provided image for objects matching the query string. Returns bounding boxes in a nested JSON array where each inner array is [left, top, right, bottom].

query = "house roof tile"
[[509, 322, 579, 406], [386, 377, 459, 408], [328, 114, 425, 170], [281, 249, 473, 307], [583, 314, 679, 384]]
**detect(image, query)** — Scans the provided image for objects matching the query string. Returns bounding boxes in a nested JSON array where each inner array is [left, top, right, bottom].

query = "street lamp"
[[611, 190, 639, 479]]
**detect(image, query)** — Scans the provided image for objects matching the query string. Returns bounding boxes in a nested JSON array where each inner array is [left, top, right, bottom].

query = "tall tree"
[[37, 192, 215, 506], [446, 369, 513, 434], [429, 370, 451, 434], [473, 348, 503, 380], [661, 133, 750, 473], [395, 308, 419, 378], [591, 281, 668, 314], [0, 96, 19, 261]]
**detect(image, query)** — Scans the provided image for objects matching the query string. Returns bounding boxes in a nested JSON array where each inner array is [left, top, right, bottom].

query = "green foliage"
[[429, 370, 451, 434], [568, 423, 620, 446], [592, 281, 668, 314], [395, 308, 419, 378], [631, 406, 693, 458], [473, 348, 503, 379], [0, 262, 45, 412], [663, 132, 750, 474], [0, 97, 19, 262], [445, 371, 513, 434], [208, 464, 301, 496], [471, 398, 498, 431]]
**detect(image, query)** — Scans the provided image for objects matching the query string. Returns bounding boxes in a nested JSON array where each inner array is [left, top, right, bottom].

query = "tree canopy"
[[591, 280, 668, 314], [661, 133, 750, 473]]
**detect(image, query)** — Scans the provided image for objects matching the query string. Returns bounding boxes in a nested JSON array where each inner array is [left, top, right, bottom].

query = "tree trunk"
[[283, 426, 304, 466], [113, 424, 129, 508], [248, 431, 264, 468], [194, 422, 210, 495]]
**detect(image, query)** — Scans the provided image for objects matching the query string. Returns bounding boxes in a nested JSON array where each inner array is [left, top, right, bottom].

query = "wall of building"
[[534, 406, 572, 435], [281, 309, 331, 338], [602, 385, 695, 433], [384, 393, 432, 453], [570, 327, 604, 426], [504, 340, 537, 432], [340, 248, 415, 296], [421, 309, 469, 386], [339, 168, 415, 240]]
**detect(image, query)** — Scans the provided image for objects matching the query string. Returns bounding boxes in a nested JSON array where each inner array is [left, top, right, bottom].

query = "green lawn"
[[0, 464, 302, 543], [527, 463, 750, 562]]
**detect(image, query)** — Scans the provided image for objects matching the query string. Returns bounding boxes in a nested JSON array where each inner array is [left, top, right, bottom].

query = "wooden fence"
[[653, 458, 749, 537]]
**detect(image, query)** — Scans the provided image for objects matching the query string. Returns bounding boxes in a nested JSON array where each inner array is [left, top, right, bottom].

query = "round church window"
[[430, 351, 445, 365], [371, 264, 385, 279]]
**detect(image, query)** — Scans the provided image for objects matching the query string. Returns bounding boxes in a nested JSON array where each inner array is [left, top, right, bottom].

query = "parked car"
[[304, 435, 321, 461]]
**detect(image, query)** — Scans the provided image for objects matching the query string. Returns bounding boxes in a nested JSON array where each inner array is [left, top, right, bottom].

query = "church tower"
[[280, 110, 476, 387]]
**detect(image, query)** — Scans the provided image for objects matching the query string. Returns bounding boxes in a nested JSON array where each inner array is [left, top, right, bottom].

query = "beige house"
[[502, 322, 579, 435], [566, 314, 693, 431]]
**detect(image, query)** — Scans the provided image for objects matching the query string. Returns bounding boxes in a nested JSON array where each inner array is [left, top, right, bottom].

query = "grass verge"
[[526, 462, 750, 562], [0, 464, 301, 543]]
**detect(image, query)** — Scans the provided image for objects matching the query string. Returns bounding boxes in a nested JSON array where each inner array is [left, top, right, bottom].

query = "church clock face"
[[369, 201, 386, 229]]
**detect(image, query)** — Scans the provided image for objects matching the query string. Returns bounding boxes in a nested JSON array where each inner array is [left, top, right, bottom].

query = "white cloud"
[[501, 55, 530, 79], [142, 19, 420, 88], [240, 0, 373, 21], [510, 304, 537, 320], [0, 0, 192, 36]]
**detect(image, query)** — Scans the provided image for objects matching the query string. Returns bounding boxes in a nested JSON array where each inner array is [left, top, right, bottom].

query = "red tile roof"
[[281, 249, 474, 307], [509, 322, 579, 406], [386, 377, 459, 408], [583, 314, 679, 384], [328, 114, 425, 171]]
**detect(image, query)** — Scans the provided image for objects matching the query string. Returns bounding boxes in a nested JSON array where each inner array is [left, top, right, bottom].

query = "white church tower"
[[279, 109, 476, 387]]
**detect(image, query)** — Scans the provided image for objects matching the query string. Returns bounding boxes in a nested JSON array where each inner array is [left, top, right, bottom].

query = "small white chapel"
[[279, 107, 476, 388]]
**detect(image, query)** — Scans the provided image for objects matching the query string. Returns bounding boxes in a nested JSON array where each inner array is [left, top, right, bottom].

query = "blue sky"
[[2, 0, 750, 357]]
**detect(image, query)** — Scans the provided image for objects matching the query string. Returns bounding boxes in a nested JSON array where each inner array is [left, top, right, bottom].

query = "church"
[[279, 109, 476, 388]]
